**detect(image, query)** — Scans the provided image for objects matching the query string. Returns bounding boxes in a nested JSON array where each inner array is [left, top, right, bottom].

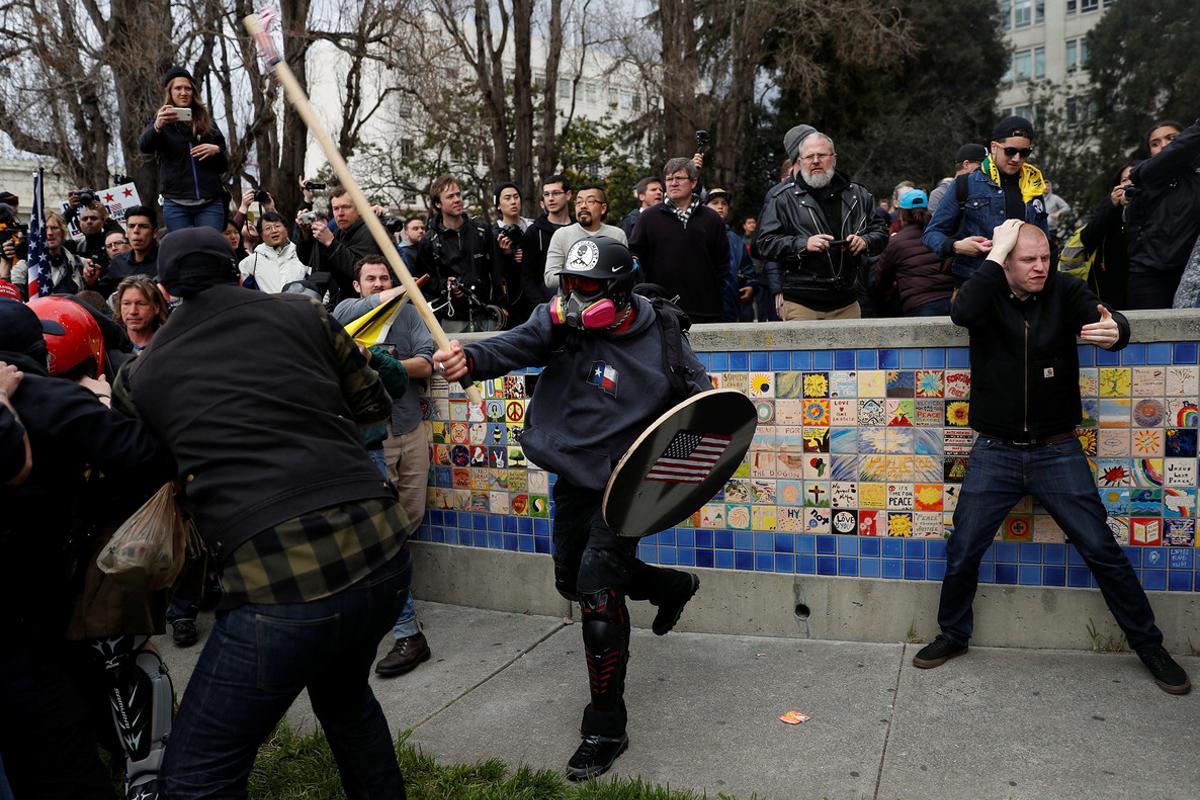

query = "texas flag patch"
[[589, 360, 618, 396]]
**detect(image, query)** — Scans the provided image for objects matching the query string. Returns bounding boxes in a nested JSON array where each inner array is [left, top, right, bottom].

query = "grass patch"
[[1085, 618, 1128, 653], [247, 724, 751, 799]]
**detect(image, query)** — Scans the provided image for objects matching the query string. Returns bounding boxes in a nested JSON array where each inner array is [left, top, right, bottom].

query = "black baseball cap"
[[992, 116, 1035, 142], [0, 298, 64, 354], [954, 144, 986, 164]]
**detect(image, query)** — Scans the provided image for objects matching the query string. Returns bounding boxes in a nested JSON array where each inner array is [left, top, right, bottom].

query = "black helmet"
[[556, 235, 635, 281], [550, 236, 640, 330]]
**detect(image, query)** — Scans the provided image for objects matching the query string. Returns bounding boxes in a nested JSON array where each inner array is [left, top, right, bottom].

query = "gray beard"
[[802, 168, 832, 189]]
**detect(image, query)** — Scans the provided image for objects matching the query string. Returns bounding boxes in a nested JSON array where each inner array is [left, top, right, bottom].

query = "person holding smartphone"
[[138, 66, 229, 233]]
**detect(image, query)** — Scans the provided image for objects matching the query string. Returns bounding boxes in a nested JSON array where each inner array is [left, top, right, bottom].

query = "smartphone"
[[827, 239, 849, 247], [172, 106, 193, 122]]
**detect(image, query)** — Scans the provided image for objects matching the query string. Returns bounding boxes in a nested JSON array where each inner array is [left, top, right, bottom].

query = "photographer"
[[0, 203, 28, 282], [138, 65, 229, 232], [240, 212, 309, 293], [294, 186, 382, 303], [493, 181, 532, 325], [11, 211, 88, 299]]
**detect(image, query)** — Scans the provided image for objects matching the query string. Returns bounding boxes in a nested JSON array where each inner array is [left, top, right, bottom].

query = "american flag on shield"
[[25, 169, 50, 297], [645, 430, 732, 484]]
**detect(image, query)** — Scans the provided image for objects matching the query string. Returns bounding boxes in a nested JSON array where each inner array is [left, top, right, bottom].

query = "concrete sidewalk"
[[161, 602, 1200, 800]]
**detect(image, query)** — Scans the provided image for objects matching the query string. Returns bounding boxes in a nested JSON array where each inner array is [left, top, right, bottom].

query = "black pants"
[[552, 479, 683, 737], [1125, 268, 1183, 310]]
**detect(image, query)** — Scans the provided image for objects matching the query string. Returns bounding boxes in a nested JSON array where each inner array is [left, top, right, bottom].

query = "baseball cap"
[[954, 143, 986, 164], [706, 188, 731, 202], [897, 189, 929, 210], [0, 297, 65, 355]]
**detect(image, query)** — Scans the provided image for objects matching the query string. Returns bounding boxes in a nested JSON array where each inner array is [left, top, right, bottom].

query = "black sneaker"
[[170, 618, 199, 648], [375, 631, 431, 677], [127, 777, 159, 800], [912, 636, 968, 669], [565, 734, 629, 782], [1137, 645, 1192, 695], [652, 573, 700, 636]]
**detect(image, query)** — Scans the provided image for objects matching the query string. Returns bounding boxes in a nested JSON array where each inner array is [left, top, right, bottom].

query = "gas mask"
[[549, 285, 618, 330]]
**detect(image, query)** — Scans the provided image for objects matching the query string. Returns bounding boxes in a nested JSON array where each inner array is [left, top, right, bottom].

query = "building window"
[[584, 81, 598, 104], [1014, 104, 1034, 122], [1000, 0, 1012, 30], [1013, 49, 1032, 83], [400, 138, 414, 158], [557, 78, 570, 99], [1066, 0, 1076, 13], [618, 90, 633, 111], [1066, 39, 1077, 72], [1014, 0, 1031, 28], [608, 86, 618, 106], [1034, 46, 1046, 80], [1081, 0, 1098, 10], [632, 92, 642, 111], [1035, 0, 1045, 23]]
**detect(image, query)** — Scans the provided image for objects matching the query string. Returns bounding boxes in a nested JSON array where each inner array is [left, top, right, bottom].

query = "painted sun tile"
[[750, 373, 775, 398], [857, 370, 886, 398], [945, 401, 970, 427], [802, 372, 830, 398]]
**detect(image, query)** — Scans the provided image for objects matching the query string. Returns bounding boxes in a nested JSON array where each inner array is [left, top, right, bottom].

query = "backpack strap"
[[955, 172, 970, 204], [649, 297, 694, 402]]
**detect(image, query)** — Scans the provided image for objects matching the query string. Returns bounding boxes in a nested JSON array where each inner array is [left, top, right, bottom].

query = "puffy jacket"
[[137, 119, 228, 203], [1126, 117, 1200, 276], [872, 224, 953, 313], [951, 260, 1129, 440], [753, 172, 887, 310], [238, 241, 309, 293], [924, 164, 1050, 283]]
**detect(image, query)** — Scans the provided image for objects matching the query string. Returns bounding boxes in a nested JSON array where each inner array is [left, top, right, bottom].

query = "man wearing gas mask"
[[432, 236, 710, 781]]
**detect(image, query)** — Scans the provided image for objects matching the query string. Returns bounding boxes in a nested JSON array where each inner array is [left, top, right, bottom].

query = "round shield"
[[602, 389, 757, 538]]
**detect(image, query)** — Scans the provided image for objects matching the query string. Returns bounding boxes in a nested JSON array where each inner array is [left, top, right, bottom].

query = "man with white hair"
[[754, 130, 887, 319]]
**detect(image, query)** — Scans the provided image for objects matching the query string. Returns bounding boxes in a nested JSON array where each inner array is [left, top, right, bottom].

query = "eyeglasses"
[[800, 153, 834, 162], [1001, 147, 1033, 159], [105, 240, 129, 249], [542, 190, 566, 198], [664, 176, 692, 184]]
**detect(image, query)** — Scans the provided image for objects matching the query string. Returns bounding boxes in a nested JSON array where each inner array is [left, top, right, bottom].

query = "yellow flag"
[[344, 291, 411, 346]]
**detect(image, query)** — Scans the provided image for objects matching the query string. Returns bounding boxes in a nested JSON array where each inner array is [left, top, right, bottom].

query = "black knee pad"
[[577, 548, 630, 597], [580, 588, 628, 646]]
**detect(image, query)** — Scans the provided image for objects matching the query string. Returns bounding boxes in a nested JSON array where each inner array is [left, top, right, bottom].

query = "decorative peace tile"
[[1166, 399, 1198, 427], [914, 370, 945, 398], [830, 399, 857, 425], [944, 370, 971, 399], [722, 372, 749, 394], [1098, 398, 1131, 428], [803, 507, 831, 534], [942, 483, 961, 512], [831, 509, 858, 535], [1165, 428, 1198, 458], [1132, 398, 1165, 427], [724, 479, 753, 503], [1131, 366, 1166, 397], [913, 512, 944, 538], [914, 483, 944, 511], [1164, 518, 1195, 546], [1097, 429, 1130, 457], [751, 480, 777, 504], [503, 375, 526, 398], [777, 479, 803, 505], [1076, 428, 1098, 456], [1129, 487, 1163, 516], [858, 510, 884, 537], [886, 399, 916, 427], [945, 401, 971, 427], [528, 470, 549, 494], [776, 399, 804, 425], [1003, 516, 1032, 542], [1130, 517, 1162, 546], [803, 481, 831, 507], [830, 454, 858, 482], [886, 483, 914, 510], [469, 424, 487, 445], [1078, 368, 1098, 397], [803, 453, 831, 480], [803, 427, 830, 452], [914, 428, 943, 456], [830, 481, 859, 508], [829, 370, 858, 398], [884, 428, 915, 454], [752, 506, 777, 531], [776, 506, 805, 532], [830, 427, 858, 453], [1033, 514, 1065, 542], [1100, 488, 1131, 515], [1106, 516, 1130, 545], [1164, 458, 1196, 487], [916, 399, 944, 427], [726, 504, 752, 529], [755, 400, 775, 424], [1132, 457, 1164, 487], [1079, 398, 1099, 428], [1096, 459, 1133, 487], [749, 372, 775, 397], [887, 512, 913, 538], [858, 399, 886, 427], [1131, 428, 1164, 457], [802, 399, 830, 426], [858, 482, 887, 509]]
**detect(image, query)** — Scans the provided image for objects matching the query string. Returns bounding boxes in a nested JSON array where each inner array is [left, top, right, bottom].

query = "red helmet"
[[27, 295, 106, 379]]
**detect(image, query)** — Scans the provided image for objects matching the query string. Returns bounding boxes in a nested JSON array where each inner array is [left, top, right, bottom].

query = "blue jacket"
[[923, 168, 1050, 283], [464, 296, 710, 490], [722, 227, 757, 321]]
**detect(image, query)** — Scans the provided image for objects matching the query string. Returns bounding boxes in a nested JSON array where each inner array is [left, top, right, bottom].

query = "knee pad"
[[90, 636, 173, 792], [579, 589, 629, 706], [577, 548, 630, 597]]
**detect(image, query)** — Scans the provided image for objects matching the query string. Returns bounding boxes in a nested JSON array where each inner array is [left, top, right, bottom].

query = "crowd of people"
[[1, 60, 1199, 800]]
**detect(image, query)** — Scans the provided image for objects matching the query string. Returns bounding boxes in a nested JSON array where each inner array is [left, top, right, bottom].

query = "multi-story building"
[[996, 0, 1116, 124]]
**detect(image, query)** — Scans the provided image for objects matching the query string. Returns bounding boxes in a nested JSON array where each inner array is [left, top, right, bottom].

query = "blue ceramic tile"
[[1067, 566, 1091, 587], [502, 533, 517, 550], [472, 513, 487, 530], [1143, 547, 1167, 570], [1018, 565, 1041, 585], [487, 531, 503, 549], [1174, 343, 1198, 364], [735, 551, 755, 571], [503, 516, 518, 533], [429, 509, 443, 525], [770, 351, 790, 370], [489, 516, 504, 531], [695, 529, 713, 549], [657, 528, 677, 546], [837, 536, 859, 555], [775, 554, 795, 573], [1147, 343, 1173, 364], [947, 348, 970, 368], [1169, 571, 1192, 592], [901, 349, 922, 368], [1096, 348, 1119, 365], [1169, 548, 1193, 569], [797, 555, 816, 574], [812, 350, 833, 370], [735, 531, 754, 551], [927, 539, 947, 560], [791, 351, 812, 370], [882, 559, 903, 579], [1122, 546, 1142, 566], [534, 537, 550, 554], [1067, 545, 1085, 566], [879, 349, 900, 369], [443, 511, 458, 526], [729, 351, 749, 371], [715, 530, 734, 550], [856, 349, 878, 369], [904, 561, 926, 580], [676, 528, 695, 547], [927, 560, 946, 581], [922, 348, 946, 368], [518, 536, 534, 553], [860, 558, 881, 578], [883, 538, 904, 558], [1019, 543, 1042, 563], [709, 352, 730, 371], [1076, 345, 1094, 366], [750, 352, 770, 371], [796, 535, 816, 554], [658, 548, 678, 565], [817, 535, 838, 554], [1042, 543, 1065, 564], [817, 556, 838, 575], [1121, 343, 1146, 365], [994, 542, 1019, 563], [1043, 566, 1066, 586], [518, 517, 533, 534], [904, 539, 926, 559], [534, 518, 550, 534], [756, 553, 773, 571], [995, 564, 1018, 584], [473, 531, 489, 547], [838, 557, 859, 577], [677, 548, 696, 567], [696, 549, 714, 568], [979, 563, 995, 583], [715, 550, 734, 569], [638, 542, 655, 561], [860, 538, 881, 557], [833, 350, 856, 370], [774, 534, 794, 553], [1143, 569, 1167, 591], [755, 532, 774, 551]]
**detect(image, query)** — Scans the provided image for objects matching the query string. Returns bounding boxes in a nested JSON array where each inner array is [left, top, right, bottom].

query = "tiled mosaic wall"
[[412, 341, 1200, 593]]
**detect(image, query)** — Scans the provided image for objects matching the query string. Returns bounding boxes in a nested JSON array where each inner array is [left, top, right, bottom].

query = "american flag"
[[26, 170, 49, 297], [645, 430, 732, 484]]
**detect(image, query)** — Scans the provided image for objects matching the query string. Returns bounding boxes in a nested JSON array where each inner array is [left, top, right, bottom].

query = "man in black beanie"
[[115, 226, 415, 798], [924, 115, 1052, 286]]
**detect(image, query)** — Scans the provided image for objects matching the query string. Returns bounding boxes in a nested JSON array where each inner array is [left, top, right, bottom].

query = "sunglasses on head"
[[1001, 146, 1032, 159]]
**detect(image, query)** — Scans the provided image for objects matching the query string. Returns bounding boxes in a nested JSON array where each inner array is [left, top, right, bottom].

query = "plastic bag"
[[97, 482, 190, 591]]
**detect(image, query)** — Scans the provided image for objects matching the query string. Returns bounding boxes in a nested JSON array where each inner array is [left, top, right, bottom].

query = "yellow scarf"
[[983, 156, 1046, 204]]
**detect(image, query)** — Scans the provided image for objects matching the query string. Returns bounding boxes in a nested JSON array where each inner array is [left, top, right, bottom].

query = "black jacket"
[[295, 218, 382, 303], [138, 120, 229, 203], [629, 201, 729, 323], [1080, 196, 1129, 307], [520, 213, 571, 306], [99, 246, 159, 298], [417, 214, 502, 319], [0, 351, 168, 634], [117, 285, 394, 562], [1126, 117, 1200, 275], [754, 172, 888, 310], [951, 260, 1130, 440]]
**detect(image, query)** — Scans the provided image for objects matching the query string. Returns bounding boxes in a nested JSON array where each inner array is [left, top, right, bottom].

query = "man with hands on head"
[[913, 219, 1190, 696]]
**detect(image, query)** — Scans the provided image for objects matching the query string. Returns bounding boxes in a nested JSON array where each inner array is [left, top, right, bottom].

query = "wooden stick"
[[243, 13, 482, 404]]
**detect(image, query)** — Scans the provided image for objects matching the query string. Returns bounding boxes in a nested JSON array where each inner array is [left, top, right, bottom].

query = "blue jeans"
[[160, 546, 412, 799], [938, 436, 1162, 651], [166, 594, 198, 622], [161, 199, 226, 233], [908, 297, 952, 316]]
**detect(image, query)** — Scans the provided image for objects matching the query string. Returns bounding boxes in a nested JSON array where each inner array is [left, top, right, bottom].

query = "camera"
[[254, 190, 270, 203], [497, 223, 522, 243], [303, 181, 326, 191], [1121, 184, 1141, 200], [382, 216, 405, 233], [695, 129, 710, 155], [299, 210, 327, 227], [77, 188, 96, 206]]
